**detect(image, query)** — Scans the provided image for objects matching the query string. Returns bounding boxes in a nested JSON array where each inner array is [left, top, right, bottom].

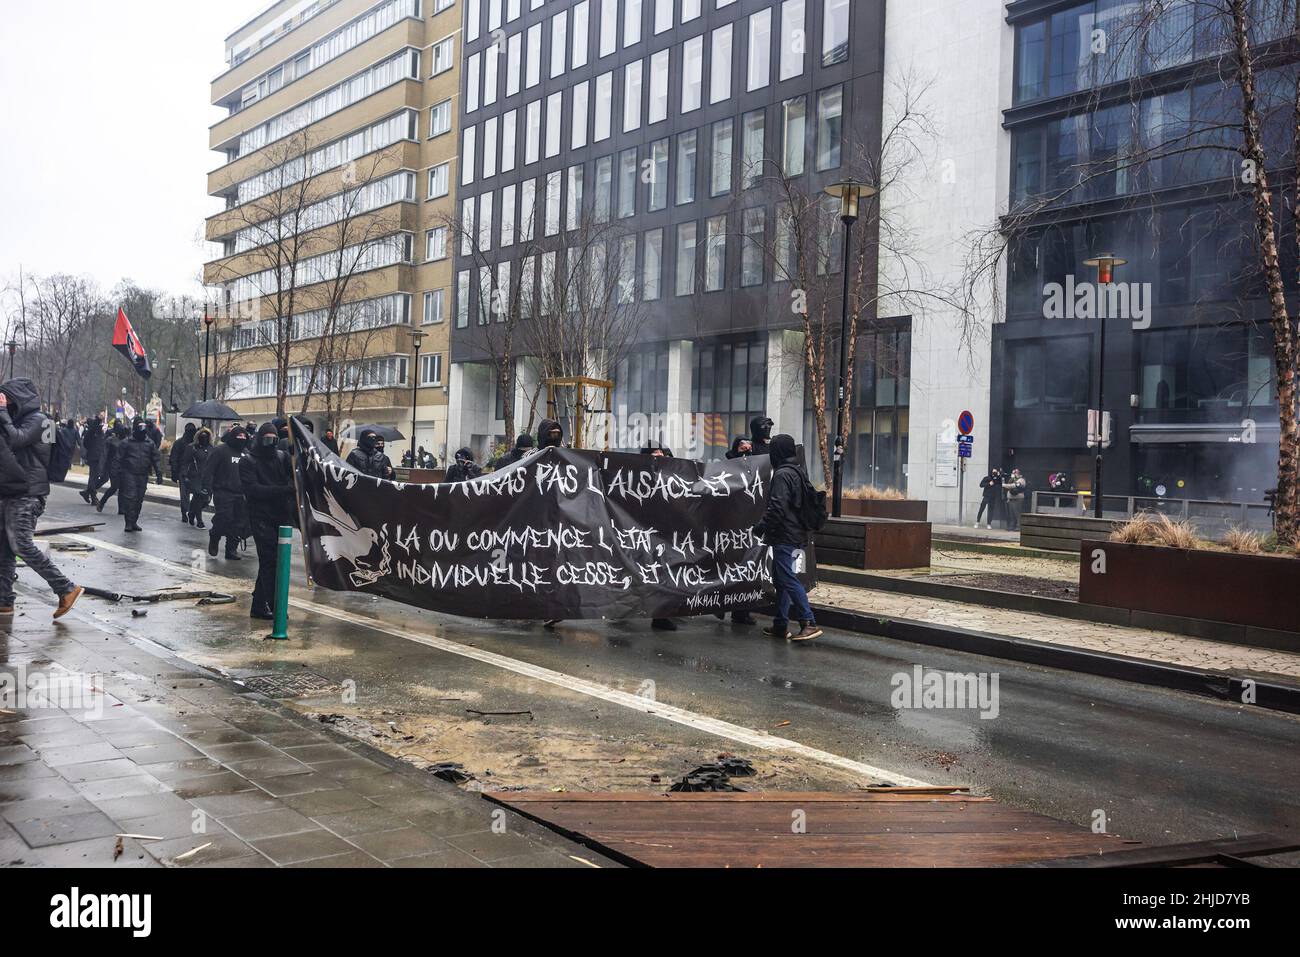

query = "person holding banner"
[[241, 423, 296, 620], [201, 425, 250, 561]]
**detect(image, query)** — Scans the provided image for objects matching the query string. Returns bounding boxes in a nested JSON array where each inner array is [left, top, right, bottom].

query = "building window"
[[501, 109, 517, 172], [822, 0, 849, 66], [484, 44, 499, 107], [705, 215, 726, 292], [429, 99, 452, 137], [567, 164, 584, 230], [654, 0, 671, 34], [594, 155, 613, 222], [779, 0, 804, 80], [551, 9, 568, 78], [741, 207, 765, 286], [617, 235, 637, 303], [483, 116, 499, 178], [815, 85, 843, 171], [595, 71, 613, 140], [432, 36, 455, 75], [648, 137, 668, 210], [711, 119, 733, 196], [649, 48, 669, 124], [692, 336, 768, 460], [782, 96, 805, 176], [573, 1, 590, 69], [624, 60, 643, 132], [501, 183, 517, 245], [423, 289, 446, 324], [426, 227, 448, 261], [462, 125, 477, 185], [676, 130, 697, 204], [625, 0, 642, 47], [467, 0, 481, 41], [618, 148, 638, 218], [600, 0, 617, 56], [748, 8, 771, 91], [507, 32, 522, 96], [676, 221, 697, 296], [711, 24, 732, 104], [520, 178, 537, 240], [682, 35, 703, 112], [479, 191, 494, 250], [526, 22, 542, 87], [545, 91, 562, 157], [683, 0, 701, 22], [457, 270, 471, 327], [427, 162, 450, 198], [461, 198, 476, 254], [545, 170, 562, 235], [644, 228, 663, 300], [742, 109, 765, 187], [420, 353, 444, 387], [573, 80, 590, 148], [525, 100, 541, 163]]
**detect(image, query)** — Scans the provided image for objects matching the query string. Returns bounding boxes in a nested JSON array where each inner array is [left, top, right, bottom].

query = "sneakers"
[[195, 520, 206, 530], [790, 622, 823, 642], [0, 606, 13, 616], [762, 625, 789, 640], [94, 498, 106, 513], [79, 490, 92, 504], [54, 586, 84, 620]]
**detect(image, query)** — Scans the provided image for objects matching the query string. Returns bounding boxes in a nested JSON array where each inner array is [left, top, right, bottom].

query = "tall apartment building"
[[447, 0, 889, 466], [204, 0, 461, 460]]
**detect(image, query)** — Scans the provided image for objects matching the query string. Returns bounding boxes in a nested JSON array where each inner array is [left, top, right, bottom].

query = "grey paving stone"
[[56, 758, 142, 783], [171, 771, 258, 799], [345, 826, 449, 862], [149, 829, 257, 867], [279, 743, 360, 764], [225, 755, 314, 778], [37, 741, 125, 767], [285, 850, 388, 868], [0, 760, 58, 782], [10, 810, 120, 848], [117, 740, 207, 764], [0, 744, 37, 766], [135, 757, 225, 783], [0, 775, 81, 803], [189, 789, 282, 819], [91, 791, 194, 822], [312, 805, 413, 837], [387, 846, 489, 868], [278, 788, 376, 817], [72, 774, 171, 802], [2, 794, 101, 824], [197, 740, 287, 763], [32, 835, 161, 868], [248, 828, 359, 865], [221, 808, 319, 841], [245, 772, 341, 798], [117, 809, 211, 842]]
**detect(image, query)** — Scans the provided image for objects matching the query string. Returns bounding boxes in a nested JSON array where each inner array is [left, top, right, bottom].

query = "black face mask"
[[228, 436, 248, 451], [260, 435, 277, 450], [197, 435, 211, 447]]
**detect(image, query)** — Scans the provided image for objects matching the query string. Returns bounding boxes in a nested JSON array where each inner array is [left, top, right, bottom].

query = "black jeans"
[[251, 530, 278, 614], [0, 497, 74, 605]]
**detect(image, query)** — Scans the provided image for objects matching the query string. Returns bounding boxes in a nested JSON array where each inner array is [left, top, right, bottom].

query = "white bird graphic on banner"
[[309, 487, 380, 568]]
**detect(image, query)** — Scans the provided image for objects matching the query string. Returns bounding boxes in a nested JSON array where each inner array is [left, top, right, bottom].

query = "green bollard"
[[268, 525, 293, 641]]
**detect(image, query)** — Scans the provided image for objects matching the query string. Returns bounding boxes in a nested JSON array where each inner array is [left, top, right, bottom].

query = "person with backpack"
[[754, 434, 823, 642], [181, 427, 214, 528], [0, 378, 82, 619]]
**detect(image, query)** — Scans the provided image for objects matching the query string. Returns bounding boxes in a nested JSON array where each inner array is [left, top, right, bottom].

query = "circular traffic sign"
[[958, 410, 974, 435]]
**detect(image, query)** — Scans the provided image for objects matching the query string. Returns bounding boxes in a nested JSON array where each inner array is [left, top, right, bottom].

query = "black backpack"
[[800, 477, 829, 532]]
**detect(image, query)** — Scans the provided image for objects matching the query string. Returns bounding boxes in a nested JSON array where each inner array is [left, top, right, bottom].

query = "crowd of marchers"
[[20, 401, 822, 642]]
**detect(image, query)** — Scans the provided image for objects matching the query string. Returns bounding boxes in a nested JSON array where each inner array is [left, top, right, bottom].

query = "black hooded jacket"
[[117, 424, 163, 504], [0, 431, 30, 498], [446, 448, 483, 483], [0, 378, 52, 497], [537, 418, 564, 450], [240, 424, 296, 529], [170, 423, 197, 479], [49, 420, 79, 483], [725, 436, 752, 460], [494, 434, 536, 469], [201, 429, 248, 497], [755, 435, 810, 547], [181, 431, 214, 486], [749, 416, 774, 458], [103, 424, 128, 480], [83, 418, 106, 461], [345, 432, 393, 479]]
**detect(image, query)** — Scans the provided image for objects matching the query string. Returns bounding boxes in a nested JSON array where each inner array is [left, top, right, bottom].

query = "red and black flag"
[[112, 307, 152, 379]]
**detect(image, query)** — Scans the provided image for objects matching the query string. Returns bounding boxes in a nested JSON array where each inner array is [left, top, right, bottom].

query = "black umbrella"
[[182, 400, 242, 421], [340, 423, 404, 442]]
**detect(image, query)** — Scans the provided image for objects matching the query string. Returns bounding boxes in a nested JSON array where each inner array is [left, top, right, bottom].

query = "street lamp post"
[[202, 314, 215, 402], [5, 341, 16, 380], [410, 330, 425, 467], [1083, 252, 1127, 519], [168, 359, 178, 413], [822, 179, 878, 518]]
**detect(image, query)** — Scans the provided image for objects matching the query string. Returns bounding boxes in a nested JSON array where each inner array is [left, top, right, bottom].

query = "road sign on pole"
[[958, 410, 975, 436]]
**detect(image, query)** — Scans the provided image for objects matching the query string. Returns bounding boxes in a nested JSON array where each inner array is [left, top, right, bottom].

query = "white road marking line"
[[68, 534, 933, 787]]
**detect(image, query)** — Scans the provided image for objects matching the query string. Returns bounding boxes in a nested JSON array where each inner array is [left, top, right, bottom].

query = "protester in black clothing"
[[755, 434, 822, 642], [725, 436, 753, 460], [976, 468, 1004, 529], [637, 445, 682, 632], [80, 415, 107, 503], [241, 423, 296, 620], [495, 433, 537, 470], [181, 428, 214, 528], [445, 447, 483, 483], [146, 420, 163, 448], [0, 378, 82, 619], [95, 422, 129, 511], [537, 418, 564, 449], [201, 426, 250, 560], [169, 423, 198, 523], [321, 428, 340, 455], [47, 419, 78, 483], [748, 416, 775, 457], [345, 430, 394, 479], [117, 419, 163, 532]]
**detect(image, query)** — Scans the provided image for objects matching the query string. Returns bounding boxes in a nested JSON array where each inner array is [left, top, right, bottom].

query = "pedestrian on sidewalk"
[[0, 378, 82, 619], [241, 423, 296, 621], [182, 428, 214, 528], [976, 468, 1004, 529], [79, 414, 107, 504], [201, 425, 250, 561], [117, 418, 163, 533], [1005, 468, 1027, 532], [170, 422, 197, 524], [755, 434, 822, 642], [95, 421, 128, 512]]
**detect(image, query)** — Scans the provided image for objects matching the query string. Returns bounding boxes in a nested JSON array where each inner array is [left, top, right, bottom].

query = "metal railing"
[[1029, 491, 1275, 537]]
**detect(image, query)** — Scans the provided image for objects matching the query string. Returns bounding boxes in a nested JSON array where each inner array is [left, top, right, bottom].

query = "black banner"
[[290, 419, 813, 620]]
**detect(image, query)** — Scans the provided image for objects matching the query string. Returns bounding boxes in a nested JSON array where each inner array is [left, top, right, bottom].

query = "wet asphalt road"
[[22, 484, 1300, 852]]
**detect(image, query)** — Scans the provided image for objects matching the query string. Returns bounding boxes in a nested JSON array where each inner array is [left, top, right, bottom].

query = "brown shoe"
[[0, 607, 13, 616], [790, 624, 823, 642], [53, 586, 84, 620], [762, 625, 788, 640]]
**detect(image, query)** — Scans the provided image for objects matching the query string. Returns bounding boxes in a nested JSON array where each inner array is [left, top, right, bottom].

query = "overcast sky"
[[0, 0, 272, 296]]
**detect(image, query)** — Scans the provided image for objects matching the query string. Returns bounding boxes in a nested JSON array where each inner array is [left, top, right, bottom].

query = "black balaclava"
[[272, 416, 289, 439], [537, 419, 564, 449], [515, 434, 536, 451], [455, 447, 473, 464], [182, 423, 197, 439], [751, 416, 774, 442], [770, 434, 797, 470], [253, 422, 279, 456], [358, 431, 378, 453], [196, 429, 212, 448], [224, 427, 249, 451], [131, 418, 148, 441], [114, 422, 128, 439]]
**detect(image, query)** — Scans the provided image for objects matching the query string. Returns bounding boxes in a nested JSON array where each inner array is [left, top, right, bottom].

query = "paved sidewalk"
[[813, 581, 1300, 684], [1, 598, 608, 869]]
